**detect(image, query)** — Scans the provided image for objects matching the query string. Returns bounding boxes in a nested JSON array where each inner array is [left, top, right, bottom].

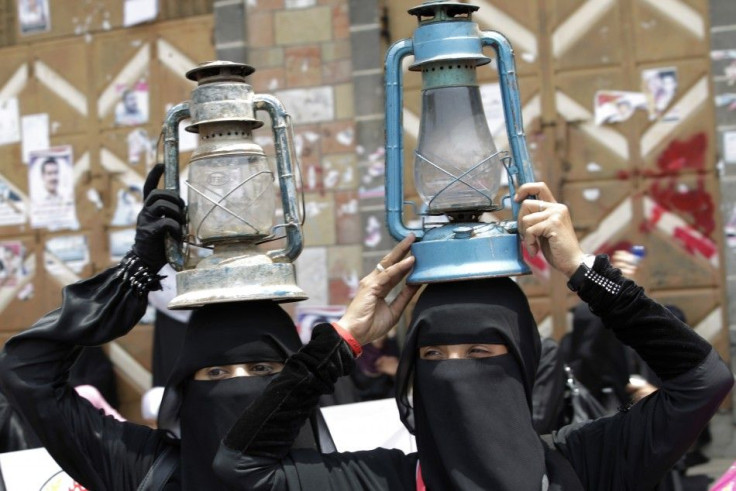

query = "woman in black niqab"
[[157, 300, 334, 490], [396, 277, 546, 490]]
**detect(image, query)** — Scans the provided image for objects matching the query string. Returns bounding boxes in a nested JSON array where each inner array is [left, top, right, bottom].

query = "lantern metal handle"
[[385, 30, 536, 242], [253, 94, 303, 263], [384, 38, 425, 242], [162, 102, 191, 271], [480, 31, 536, 218]]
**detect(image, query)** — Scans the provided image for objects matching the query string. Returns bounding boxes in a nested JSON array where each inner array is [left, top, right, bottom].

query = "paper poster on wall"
[[28, 145, 79, 230], [0, 240, 29, 290], [726, 205, 736, 249], [17, 0, 51, 35], [111, 184, 144, 226], [178, 119, 199, 152], [115, 81, 149, 126], [641, 67, 678, 121], [295, 305, 346, 345], [0, 175, 26, 226], [45, 235, 90, 276], [275, 86, 334, 124], [127, 128, 155, 165], [124, 0, 158, 27], [21, 113, 50, 163], [724, 131, 736, 164], [0, 98, 21, 146], [109, 228, 136, 262], [593, 91, 647, 125]]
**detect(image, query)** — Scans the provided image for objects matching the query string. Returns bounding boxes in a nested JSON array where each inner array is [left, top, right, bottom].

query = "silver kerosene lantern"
[[162, 61, 307, 308]]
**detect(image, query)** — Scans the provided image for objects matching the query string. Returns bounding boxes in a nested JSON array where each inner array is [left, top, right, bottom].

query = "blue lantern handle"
[[384, 31, 536, 242], [385, 38, 423, 242], [480, 31, 536, 218]]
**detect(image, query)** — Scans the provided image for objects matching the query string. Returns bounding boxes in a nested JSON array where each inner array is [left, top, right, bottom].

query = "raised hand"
[[514, 182, 586, 278], [338, 234, 419, 345], [131, 164, 186, 272]]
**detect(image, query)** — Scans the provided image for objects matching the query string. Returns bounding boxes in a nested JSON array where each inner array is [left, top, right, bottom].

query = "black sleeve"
[[577, 255, 712, 380], [0, 264, 169, 491], [554, 256, 734, 490], [213, 324, 416, 490]]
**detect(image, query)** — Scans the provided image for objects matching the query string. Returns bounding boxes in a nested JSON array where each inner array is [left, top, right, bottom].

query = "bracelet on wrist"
[[330, 322, 363, 358], [119, 252, 165, 297]]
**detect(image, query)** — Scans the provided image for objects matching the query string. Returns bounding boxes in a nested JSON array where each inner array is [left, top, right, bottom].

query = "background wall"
[[710, 0, 736, 417], [381, 0, 731, 366], [0, 0, 732, 423]]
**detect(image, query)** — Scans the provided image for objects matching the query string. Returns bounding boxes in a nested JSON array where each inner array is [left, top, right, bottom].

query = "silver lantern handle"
[[253, 94, 304, 263], [162, 102, 191, 271]]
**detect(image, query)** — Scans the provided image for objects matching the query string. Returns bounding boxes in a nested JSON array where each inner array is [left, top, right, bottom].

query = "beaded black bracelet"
[[119, 252, 165, 297]]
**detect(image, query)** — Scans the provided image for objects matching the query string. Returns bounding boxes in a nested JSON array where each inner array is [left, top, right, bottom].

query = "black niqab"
[[157, 301, 328, 490], [396, 278, 545, 490]]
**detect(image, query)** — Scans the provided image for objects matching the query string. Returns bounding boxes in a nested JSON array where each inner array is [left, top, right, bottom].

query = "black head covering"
[[396, 278, 545, 490], [157, 301, 331, 490]]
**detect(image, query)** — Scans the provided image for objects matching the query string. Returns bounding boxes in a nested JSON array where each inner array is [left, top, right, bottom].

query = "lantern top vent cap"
[[186, 61, 256, 85], [408, 1, 479, 19]]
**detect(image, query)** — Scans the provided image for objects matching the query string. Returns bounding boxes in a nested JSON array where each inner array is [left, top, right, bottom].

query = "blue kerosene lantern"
[[384, 1, 537, 284]]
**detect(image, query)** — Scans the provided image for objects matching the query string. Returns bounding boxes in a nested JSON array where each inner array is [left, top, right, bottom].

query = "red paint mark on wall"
[[672, 226, 717, 259], [655, 133, 707, 174], [648, 178, 715, 237], [523, 248, 549, 277]]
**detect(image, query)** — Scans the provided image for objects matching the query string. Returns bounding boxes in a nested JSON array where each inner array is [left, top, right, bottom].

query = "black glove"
[[131, 164, 185, 272]]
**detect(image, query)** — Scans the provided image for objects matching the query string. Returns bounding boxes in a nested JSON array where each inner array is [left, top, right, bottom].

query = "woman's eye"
[[469, 347, 491, 355], [420, 348, 443, 359], [249, 363, 274, 375], [467, 344, 507, 358], [206, 367, 229, 379]]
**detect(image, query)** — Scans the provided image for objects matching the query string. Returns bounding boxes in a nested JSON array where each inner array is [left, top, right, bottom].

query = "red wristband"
[[330, 322, 363, 358]]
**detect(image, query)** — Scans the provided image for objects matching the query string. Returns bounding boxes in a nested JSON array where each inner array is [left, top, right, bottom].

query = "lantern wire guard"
[[161, 61, 308, 308], [385, 1, 536, 284]]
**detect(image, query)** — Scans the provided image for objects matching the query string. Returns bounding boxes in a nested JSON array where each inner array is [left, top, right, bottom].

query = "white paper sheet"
[[0, 98, 21, 146], [724, 131, 736, 164], [124, 0, 158, 27], [21, 113, 49, 164]]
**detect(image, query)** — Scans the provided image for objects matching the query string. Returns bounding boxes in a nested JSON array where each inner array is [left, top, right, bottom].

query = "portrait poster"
[[17, 0, 51, 35], [593, 90, 647, 125], [0, 98, 21, 146], [28, 145, 79, 230], [641, 67, 678, 121], [115, 81, 149, 127], [0, 175, 26, 226]]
